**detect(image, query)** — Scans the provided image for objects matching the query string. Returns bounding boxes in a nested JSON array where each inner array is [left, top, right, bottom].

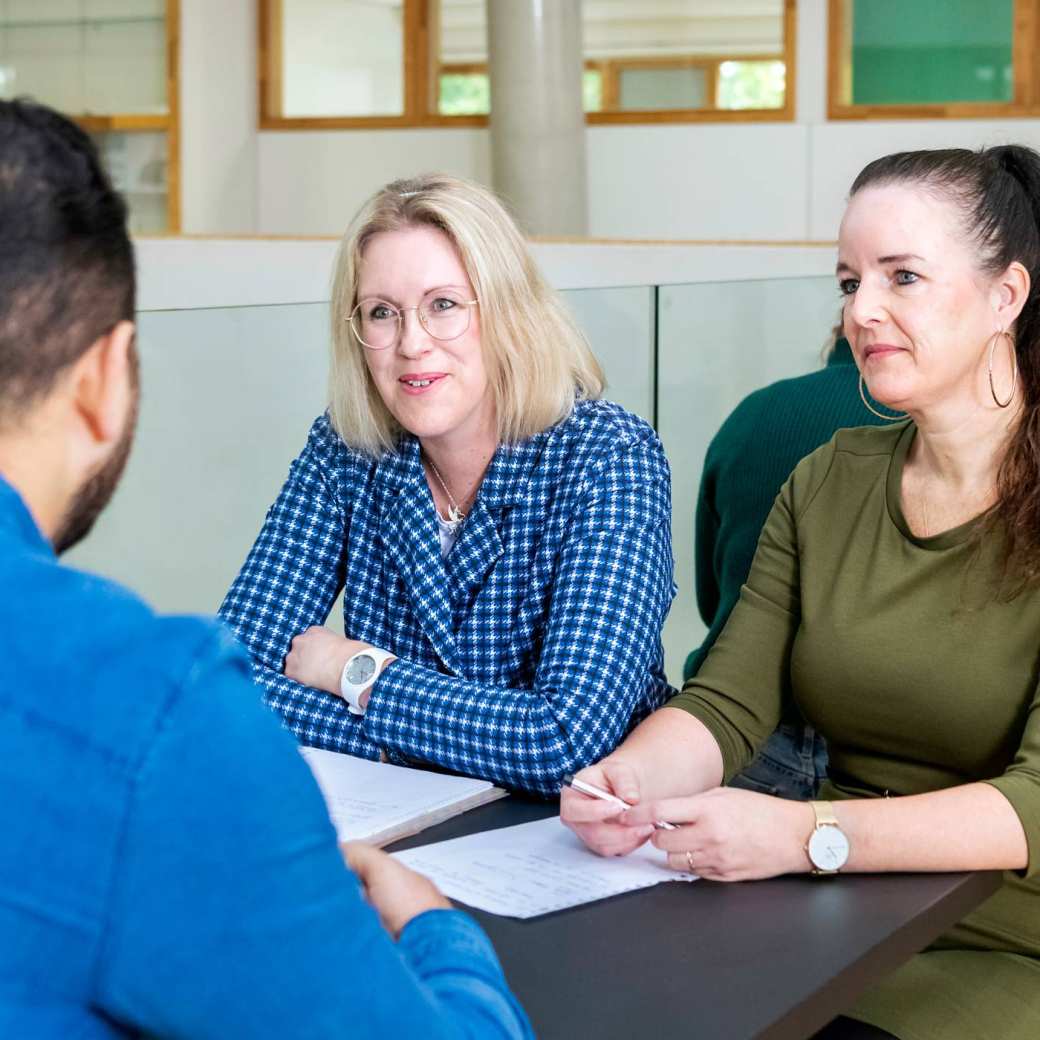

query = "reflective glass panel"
[[280, 0, 405, 117], [583, 0, 786, 113], [0, 0, 166, 114], [848, 0, 1014, 105]]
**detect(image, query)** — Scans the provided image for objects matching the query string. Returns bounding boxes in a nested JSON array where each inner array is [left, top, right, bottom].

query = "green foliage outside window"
[[717, 60, 785, 110], [439, 73, 489, 115], [583, 69, 602, 112], [440, 69, 603, 115]]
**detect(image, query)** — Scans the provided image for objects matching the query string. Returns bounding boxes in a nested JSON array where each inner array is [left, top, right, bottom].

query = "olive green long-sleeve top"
[[670, 422, 1040, 1040]]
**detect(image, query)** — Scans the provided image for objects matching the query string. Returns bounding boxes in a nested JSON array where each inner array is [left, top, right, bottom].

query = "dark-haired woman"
[[562, 145, 1040, 1040]]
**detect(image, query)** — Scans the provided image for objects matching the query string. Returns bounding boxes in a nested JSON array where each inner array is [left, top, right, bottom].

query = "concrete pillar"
[[487, 0, 588, 236]]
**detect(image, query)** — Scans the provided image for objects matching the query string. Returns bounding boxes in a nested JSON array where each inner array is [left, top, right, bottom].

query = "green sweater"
[[671, 422, 1040, 1040], [686, 339, 886, 680]]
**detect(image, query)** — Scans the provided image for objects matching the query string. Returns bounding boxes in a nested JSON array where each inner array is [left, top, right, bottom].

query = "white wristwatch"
[[805, 800, 850, 875], [339, 648, 396, 716]]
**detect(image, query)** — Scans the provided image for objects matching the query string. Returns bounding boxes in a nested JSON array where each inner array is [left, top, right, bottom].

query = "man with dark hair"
[[0, 99, 531, 1040]]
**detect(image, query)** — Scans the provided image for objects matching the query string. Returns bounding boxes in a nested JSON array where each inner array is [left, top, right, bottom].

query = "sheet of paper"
[[394, 816, 696, 918], [300, 748, 497, 843]]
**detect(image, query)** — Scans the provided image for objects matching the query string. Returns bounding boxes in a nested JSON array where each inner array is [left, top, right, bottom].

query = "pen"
[[561, 773, 677, 830]]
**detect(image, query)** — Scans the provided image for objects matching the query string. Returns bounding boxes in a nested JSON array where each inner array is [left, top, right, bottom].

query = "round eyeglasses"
[[349, 290, 479, 350]]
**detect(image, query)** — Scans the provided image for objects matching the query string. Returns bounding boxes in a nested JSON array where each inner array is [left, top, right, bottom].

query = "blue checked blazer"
[[219, 399, 675, 796]]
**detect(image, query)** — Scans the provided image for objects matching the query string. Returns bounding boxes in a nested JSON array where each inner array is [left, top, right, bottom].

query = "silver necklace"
[[425, 455, 466, 529]]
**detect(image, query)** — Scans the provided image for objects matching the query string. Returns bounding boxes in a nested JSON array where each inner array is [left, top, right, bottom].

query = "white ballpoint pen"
[[561, 773, 677, 830]]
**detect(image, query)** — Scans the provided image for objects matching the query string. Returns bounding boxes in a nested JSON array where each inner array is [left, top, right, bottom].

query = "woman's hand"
[[625, 787, 815, 881], [560, 759, 656, 857], [284, 628, 372, 695], [343, 842, 451, 939]]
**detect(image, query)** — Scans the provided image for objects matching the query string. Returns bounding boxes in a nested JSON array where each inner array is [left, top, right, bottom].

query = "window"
[[259, 0, 796, 128], [261, 0, 481, 128], [274, 0, 406, 118], [582, 1, 791, 121], [828, 0, 1040, 119], [0, 0, 180, 232]]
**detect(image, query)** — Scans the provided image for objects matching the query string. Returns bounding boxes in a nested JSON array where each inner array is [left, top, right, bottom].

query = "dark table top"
[[393, 798, 1002, 1040]]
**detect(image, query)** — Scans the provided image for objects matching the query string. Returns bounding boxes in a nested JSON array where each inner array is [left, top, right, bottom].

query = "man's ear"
[[71, 320, 136, 446]]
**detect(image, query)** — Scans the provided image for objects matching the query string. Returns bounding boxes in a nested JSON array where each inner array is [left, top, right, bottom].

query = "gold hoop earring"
[[987, 329, 1018, 409], [859, 374, 909, 422]]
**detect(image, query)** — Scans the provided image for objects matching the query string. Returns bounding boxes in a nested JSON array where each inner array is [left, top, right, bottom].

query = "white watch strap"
[[339, 648, 395, 717]]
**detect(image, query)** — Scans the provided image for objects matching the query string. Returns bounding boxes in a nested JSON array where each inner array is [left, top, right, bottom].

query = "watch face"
[[345, 654, 377, 686], [808, 825, 850, 871]]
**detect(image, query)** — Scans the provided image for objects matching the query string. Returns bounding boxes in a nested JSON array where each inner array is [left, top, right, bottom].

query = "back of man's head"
[[0, 99, 135, 425]]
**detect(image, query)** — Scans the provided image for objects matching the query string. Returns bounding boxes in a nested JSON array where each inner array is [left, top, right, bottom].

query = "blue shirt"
[[0, 476, 532, 1039], [220, 400, 676, 797]]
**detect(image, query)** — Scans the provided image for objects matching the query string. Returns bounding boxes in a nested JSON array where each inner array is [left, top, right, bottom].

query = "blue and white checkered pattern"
[[219, 399, 676, 796]]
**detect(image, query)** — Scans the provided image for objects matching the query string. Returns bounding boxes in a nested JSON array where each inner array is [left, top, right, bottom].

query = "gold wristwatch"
[[805, 800, 850, 875]]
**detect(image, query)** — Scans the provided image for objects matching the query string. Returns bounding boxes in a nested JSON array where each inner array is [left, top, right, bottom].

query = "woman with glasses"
[[219, 174, 674, 796]]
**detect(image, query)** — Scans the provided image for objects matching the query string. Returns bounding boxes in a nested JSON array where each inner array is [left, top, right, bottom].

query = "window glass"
[[437, 0, 483, 114], [582, 67, 603, 112], [432, 0, 788, 117], [583, 0, 787, 113], [438, 71, 487, 116], [0, 0, 166, 114], [0, 1, 175, 232], [264, 0, 793, 124], [717, 59, 785, 110], [93, 130, 169, 234], [281, 0, 405, 117], [849, 0, 1013, 105], [618, 66, 708, 111]]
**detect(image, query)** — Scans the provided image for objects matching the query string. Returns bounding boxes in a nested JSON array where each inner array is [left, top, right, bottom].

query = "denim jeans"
[[729, 720, 828, 801]]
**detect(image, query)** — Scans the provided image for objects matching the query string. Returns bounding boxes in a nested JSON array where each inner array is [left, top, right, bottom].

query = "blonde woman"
[[219, 174, 674, 796]]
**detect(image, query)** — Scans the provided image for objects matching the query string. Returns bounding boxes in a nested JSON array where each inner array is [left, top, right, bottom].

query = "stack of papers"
[[301, 747, 506, 847], [394, 816, 697, 918]]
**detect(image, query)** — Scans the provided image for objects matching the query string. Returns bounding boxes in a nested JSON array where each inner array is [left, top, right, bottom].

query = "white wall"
[[257, 127, 491, 234], [178, 0, 1040, 239]]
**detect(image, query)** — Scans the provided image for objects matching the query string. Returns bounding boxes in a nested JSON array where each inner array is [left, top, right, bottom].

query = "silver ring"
[[685, 851, 695, 873]]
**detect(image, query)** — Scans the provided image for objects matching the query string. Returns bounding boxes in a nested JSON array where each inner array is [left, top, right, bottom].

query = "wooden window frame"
[[259, 0, 797, 130], [73, 0, 181, 232], [828, 0, 1040, 120]]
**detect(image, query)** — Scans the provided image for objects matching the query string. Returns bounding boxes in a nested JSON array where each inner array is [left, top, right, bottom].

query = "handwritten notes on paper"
[[300, 748, 504, 847], [393, 816, 697, 918]]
